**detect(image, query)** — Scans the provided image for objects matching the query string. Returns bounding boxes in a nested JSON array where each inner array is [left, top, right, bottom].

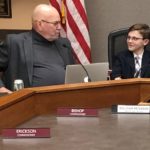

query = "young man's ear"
[[143, 39, 150, 46]]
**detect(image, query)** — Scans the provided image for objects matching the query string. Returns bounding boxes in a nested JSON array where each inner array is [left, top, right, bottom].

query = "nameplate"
[[57, 108, 98, 117], [2, 128, 50, 138], [112, 105, 150, 114]]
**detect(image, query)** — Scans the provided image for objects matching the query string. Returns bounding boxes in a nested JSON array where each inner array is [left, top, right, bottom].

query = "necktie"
[[134, 56, 141, 78]]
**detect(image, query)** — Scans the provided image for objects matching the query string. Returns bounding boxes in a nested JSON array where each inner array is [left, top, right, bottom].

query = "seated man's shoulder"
[[7, 31, 31, 41], [117, 49, 131, 57], [145, 49, 150, 54], [145, 44, 150, 51]]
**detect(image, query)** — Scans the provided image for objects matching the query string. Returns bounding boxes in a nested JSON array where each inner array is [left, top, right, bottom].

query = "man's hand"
[[115, 77, 122, 80], [0, 87, 12, 94]]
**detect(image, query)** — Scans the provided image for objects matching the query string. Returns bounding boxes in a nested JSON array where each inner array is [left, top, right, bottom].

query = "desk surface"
[[1, 109, 150, 150]]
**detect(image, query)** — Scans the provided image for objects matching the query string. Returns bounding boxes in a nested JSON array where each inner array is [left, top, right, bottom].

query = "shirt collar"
[[133, 50, 144, 59]]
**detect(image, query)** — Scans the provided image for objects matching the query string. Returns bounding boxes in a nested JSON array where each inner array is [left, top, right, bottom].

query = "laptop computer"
[[65, 62, 109, 84]]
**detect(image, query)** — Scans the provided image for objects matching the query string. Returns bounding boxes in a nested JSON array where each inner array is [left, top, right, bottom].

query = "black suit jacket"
[[0, 31, 75, 90], [111, 49, 150, 79]]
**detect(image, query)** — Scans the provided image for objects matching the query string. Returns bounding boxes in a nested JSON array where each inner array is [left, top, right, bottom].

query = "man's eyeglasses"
[[127, 36, 143, 41], [41, 20, 61, 26]]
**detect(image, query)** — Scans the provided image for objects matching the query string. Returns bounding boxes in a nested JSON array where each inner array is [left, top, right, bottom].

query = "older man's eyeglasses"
[[127, 36, 143, 41], [41, 20, 61, 26]]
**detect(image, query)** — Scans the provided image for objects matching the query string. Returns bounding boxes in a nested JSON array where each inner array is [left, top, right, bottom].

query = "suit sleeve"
[[111, 54, 123, 79]]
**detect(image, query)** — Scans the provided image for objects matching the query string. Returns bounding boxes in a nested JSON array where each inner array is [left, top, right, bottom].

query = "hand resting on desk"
[[0, 87, 12, 94]]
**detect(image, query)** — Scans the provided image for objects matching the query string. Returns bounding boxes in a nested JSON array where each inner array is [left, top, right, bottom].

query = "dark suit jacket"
[[111, 49, 150, 79], [0, 31, 75, 90]]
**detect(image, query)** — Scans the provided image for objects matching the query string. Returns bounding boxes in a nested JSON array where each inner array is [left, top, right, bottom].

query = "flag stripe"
[[72, 0, 89, 30], [66, 7, 91, 61], [66, 21, 90, 63], [66, 0, 90, 48], [50, 0, 91, 64]]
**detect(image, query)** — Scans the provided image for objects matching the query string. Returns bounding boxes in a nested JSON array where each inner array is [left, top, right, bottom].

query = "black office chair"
[[108, 28, 128, 70]]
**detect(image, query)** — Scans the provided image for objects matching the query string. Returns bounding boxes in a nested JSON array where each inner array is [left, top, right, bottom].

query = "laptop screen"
[[65, 62, 109, 84]]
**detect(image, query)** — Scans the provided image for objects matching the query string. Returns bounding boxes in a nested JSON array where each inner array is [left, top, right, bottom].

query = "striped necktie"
[[134, 56, 141, 78]]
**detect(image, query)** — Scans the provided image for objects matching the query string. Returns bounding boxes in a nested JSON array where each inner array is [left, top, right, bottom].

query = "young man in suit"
[[0, 4, 75, 93], [111, 23, 150, 80]]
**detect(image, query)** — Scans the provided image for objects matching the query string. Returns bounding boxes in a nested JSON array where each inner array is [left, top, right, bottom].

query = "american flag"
[[50, 0, 91, 64]]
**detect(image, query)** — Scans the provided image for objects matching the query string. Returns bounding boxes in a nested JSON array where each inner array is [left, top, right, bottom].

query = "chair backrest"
[[108, 28, 128, 69]]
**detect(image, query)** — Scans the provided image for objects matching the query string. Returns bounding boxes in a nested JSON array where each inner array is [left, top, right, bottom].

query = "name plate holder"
[[2, 128, 50, 139], [112, 105, 150, 114], [57, 108, 99, 117]]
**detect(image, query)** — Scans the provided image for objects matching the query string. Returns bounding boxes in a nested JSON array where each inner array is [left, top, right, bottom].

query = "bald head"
[[32, 4, 59, 22], [32, 4, 61, 41]]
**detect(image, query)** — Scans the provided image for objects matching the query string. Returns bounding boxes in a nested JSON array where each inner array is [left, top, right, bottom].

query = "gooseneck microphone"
[[80, 63, 92, 82]]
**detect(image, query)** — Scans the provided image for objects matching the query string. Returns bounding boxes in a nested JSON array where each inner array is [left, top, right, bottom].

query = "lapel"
[[127, 51, 135, 74], [23, 32, 33, 85], [142, 50, 149, 67]]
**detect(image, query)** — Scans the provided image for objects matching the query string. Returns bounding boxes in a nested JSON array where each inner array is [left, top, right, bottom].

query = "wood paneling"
[[0, 78, 150, 133]]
